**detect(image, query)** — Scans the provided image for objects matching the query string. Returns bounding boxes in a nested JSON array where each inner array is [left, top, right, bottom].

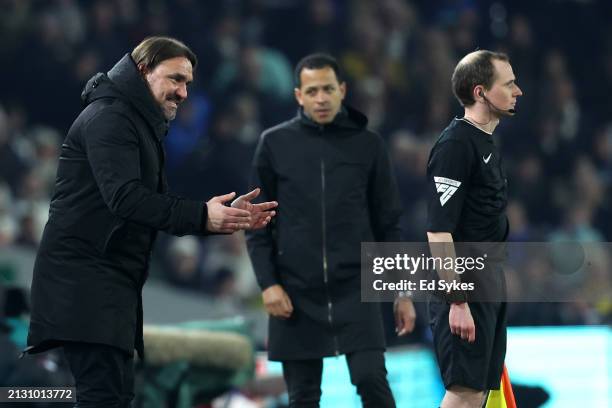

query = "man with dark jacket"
[[247, 53, 416, 407], [26, 37, 277, 407]]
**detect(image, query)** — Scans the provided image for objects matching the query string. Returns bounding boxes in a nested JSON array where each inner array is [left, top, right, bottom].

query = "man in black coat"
[[25, 36, 277, 407], [247, 53, 416, 407]]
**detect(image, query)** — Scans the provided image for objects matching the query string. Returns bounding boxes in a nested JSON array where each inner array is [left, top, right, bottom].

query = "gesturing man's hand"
[[231, 188, 278, 230], [206, 192, 252, 233]]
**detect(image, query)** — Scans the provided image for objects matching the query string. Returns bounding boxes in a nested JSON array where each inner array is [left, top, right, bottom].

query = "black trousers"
[[281, 349, 396, 408], [63, 342, 134, 408]]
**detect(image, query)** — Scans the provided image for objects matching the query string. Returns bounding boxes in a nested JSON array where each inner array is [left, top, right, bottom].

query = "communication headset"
[[479, 90, 516, 115]]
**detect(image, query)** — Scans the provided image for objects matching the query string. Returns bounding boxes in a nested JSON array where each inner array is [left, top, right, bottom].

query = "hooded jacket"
[[247, 106, 402, 360], [27, 54, 207, 358]]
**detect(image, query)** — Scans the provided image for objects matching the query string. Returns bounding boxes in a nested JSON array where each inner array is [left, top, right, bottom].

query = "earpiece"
[[480, 90, 515, 115]]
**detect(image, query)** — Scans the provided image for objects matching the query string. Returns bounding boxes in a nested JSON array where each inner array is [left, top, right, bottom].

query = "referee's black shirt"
[[426, 117, 509, 242]]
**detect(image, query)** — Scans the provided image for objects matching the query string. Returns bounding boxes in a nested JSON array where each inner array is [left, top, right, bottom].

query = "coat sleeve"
[[83, 108, 208, 236], [246, 134, 279, 290], [368, 136, 403, 242]]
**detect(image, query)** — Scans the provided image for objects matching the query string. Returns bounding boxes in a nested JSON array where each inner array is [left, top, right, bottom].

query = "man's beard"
[[164, 108, 177, 121], [163, 99, 179, 121]]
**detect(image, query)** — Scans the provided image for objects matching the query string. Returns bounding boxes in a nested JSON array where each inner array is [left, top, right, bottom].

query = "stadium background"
[[0, 0, 610, 407]]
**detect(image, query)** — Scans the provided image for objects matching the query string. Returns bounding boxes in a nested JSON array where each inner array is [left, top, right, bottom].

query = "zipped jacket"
[[246, 106, 402, 360]]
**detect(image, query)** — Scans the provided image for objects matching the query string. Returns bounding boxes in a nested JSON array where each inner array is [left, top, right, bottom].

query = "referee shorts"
[[428, 299, 507, 391]]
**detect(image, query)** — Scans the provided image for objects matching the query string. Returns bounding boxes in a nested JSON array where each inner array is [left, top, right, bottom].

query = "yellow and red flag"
[[485, 364, 517, 408]]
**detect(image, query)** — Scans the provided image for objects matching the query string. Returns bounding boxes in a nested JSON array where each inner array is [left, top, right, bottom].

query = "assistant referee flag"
[[485, 364, 517, 408]]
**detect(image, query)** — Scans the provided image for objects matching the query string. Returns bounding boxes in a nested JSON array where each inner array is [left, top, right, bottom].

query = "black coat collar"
[[298, 104, 368, 131], [81, 54, 169, 141], [107, 54, 168, 140]]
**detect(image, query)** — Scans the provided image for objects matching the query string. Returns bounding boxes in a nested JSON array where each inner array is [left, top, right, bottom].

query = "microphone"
[[480, 91, 516, 115]]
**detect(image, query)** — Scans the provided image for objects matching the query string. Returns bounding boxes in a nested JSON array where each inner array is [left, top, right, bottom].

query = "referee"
[[426, 50, 522, 408]]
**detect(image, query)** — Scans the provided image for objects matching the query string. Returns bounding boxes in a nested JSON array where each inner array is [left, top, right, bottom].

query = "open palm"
[[231, 188, 278, 230]]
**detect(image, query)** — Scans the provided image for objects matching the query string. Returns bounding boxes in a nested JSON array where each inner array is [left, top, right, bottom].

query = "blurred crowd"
[[1, 0, 611, 350]]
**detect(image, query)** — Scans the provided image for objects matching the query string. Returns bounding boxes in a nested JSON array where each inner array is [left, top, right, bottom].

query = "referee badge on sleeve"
[[434, 176, 461, 206]]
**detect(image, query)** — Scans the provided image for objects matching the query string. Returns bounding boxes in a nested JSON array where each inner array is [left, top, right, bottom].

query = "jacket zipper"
[[321, 158, 339, 356]]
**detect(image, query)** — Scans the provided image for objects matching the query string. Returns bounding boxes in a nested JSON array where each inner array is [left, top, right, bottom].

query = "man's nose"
[[515, 85, 523, 97], [176, 83, 188, 100]]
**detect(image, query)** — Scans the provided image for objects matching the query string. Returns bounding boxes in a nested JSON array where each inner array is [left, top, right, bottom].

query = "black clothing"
[[428, 299, 507, 391], [27, 54, 208, 359], [425, 117, 510, 391], [63, 342, 134, 408], [282, 350, 395, 408], [426, 118, 509, 242], [247, 106, 402, 361], [269, 281, 387, 361], [282, 359, 322, 408]]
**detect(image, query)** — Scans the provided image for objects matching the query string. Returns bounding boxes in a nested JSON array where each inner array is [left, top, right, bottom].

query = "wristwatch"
[[397, 291, 413, 299], [444, 289, 467, 304]]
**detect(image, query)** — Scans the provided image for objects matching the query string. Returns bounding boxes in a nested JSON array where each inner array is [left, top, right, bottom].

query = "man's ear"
[[294, 88, 303, 106], [339, 82, 347, 99], [137, 63, 148, 76], [474, 85, 485, 101]]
